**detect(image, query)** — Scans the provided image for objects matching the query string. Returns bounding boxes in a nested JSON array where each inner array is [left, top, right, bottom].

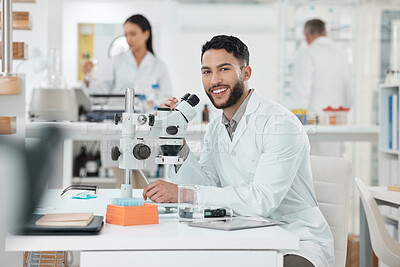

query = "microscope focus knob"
[[133, 144, 151, 160], [114, 113, 121, 125], [148, 114, 155, 126], [111, 146, 121, 161]]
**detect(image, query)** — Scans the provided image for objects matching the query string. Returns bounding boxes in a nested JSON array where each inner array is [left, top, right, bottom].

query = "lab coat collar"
[[310, 36, 332, 47], [125, 50, 155, 68], [244, 89, 260, 116], [228, 90, 261, 151]]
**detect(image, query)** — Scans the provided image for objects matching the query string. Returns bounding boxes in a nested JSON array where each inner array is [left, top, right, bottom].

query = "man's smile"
[[210, 86, 229, 97]]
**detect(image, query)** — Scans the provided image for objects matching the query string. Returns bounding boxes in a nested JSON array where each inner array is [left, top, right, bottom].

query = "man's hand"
[[143, 180, 178, 203], [159, 97, 179, 110]]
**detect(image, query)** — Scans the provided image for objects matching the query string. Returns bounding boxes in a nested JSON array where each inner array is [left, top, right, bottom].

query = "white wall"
[[12, 0, 65, 108], [61, 1, 277, 119]]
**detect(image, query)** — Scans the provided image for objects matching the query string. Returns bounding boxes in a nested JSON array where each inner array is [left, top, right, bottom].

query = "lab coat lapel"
[[217, 121, 231, 155], [130, 51, 155, 69], [230, 116, 246, 152], [230, 91, 261, 152]]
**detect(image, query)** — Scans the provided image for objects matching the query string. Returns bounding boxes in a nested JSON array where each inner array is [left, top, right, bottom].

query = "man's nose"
[[210, 73, 223, 87]]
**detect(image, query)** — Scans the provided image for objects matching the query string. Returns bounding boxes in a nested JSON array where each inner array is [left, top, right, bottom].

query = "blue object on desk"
[[71, 192, 98, 199], [111, 197, 144, 206]]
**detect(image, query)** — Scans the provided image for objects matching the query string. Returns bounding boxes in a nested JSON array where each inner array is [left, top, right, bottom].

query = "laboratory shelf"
[[379, 84, 400, 89], [72, 177, 116, 184], [380, 149, 400, 155], [379, 84, 400, 187], [26, 121, 378, 188], [286, 37, 352, 42], [26, 121, 378, 142]]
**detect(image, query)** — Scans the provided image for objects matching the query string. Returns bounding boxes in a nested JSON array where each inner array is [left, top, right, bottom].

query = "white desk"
[[6, 189, 299, 267], [360, 187, 400, 267]]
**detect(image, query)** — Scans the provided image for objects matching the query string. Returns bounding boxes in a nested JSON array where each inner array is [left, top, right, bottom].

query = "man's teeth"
[[213, 88, 227, 94]]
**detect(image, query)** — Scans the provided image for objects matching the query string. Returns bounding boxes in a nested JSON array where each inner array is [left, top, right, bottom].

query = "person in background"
[[83, 14, 172, 188], [290, 19, 352, 156], [142, 35, 334, 267], [83, 14, 172, 106]]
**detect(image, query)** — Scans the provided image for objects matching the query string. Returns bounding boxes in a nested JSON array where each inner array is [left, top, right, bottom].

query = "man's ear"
[[242, 66, 252, 82]]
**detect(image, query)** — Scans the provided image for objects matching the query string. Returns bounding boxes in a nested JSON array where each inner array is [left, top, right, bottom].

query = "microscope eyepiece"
[[186, 94, 200, 107], [181, 93, 191, 101]]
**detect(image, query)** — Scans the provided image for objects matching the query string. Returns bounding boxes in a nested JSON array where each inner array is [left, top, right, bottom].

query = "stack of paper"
[[36, 212, 94, 227]]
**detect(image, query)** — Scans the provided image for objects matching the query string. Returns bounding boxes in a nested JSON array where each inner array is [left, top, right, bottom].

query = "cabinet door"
[[81, 250, 282, 267]]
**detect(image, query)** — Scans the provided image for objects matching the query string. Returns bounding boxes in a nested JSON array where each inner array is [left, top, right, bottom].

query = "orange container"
[[106, 204, 159, 226]]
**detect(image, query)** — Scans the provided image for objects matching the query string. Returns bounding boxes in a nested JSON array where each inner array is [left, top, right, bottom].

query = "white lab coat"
[[291, 37, 351, 115], [290, 37, 351, 157], [87, 50, 172, 106], [170, 91, 334, 267]]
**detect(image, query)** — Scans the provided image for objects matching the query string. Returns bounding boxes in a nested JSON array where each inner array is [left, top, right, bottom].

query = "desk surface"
[[6, 189, 299, 252], [26, 121, 378, 142], [370, 186, 400, 206]]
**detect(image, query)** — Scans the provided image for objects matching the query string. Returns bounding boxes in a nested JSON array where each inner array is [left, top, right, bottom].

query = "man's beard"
[[206, 79, 245, 109]]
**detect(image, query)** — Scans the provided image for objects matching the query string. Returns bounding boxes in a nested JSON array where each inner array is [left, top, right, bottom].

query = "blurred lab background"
[[1, 0, 400, 265]]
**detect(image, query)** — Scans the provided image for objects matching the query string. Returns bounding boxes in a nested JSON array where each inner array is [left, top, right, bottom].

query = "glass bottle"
[[202, 104, 209, 123]]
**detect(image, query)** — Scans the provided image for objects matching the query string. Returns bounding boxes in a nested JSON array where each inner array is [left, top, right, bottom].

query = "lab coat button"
[[231, 151, 236, 156]]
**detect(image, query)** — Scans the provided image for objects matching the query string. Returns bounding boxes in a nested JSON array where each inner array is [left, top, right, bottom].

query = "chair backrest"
[[310, 155, 352, 267], [354, 177, 400, 266]]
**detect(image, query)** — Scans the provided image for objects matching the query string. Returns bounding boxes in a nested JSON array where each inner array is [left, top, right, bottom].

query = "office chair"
[[310, 155, 352, 267], [355, 177, 400, 266]]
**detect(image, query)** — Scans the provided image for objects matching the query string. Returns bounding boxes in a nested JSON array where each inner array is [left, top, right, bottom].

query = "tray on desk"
[[11, 214, 104, 235]]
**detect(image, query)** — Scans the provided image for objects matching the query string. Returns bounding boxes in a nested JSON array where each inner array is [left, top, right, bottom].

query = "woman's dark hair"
[[125, 14, 154, 54], [201, 35, 249, 66]]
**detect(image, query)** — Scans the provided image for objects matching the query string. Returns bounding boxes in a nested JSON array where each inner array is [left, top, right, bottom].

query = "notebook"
[[36, 212, 94, 227]]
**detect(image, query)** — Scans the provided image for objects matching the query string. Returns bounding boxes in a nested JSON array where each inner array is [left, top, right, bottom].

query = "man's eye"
[[221, 68, 229, 71], [203, 71, 211, 74]]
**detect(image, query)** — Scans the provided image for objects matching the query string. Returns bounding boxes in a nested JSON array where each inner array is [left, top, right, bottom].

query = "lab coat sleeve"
[[199, 113, 309, 217], [290, 49, 314, 109], [168, 122, 221, 187], [85, 58, 115, 95], [158, 61, 173, 99]]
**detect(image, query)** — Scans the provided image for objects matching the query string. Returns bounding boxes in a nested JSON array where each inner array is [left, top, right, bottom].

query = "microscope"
[[111, 88, 199, 198]]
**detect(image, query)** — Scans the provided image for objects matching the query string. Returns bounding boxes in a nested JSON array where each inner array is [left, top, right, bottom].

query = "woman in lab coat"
[[84, 14, 172, 188], [83, 14, 172, 106]]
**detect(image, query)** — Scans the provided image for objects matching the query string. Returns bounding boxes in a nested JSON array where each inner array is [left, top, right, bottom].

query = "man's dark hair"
[[304, 19, 326, 36], [125, 14, 154, 54], [201, 35, 249, 66]]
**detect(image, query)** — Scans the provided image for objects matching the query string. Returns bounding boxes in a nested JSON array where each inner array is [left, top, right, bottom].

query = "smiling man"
[[143, 35, 334, 267]]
